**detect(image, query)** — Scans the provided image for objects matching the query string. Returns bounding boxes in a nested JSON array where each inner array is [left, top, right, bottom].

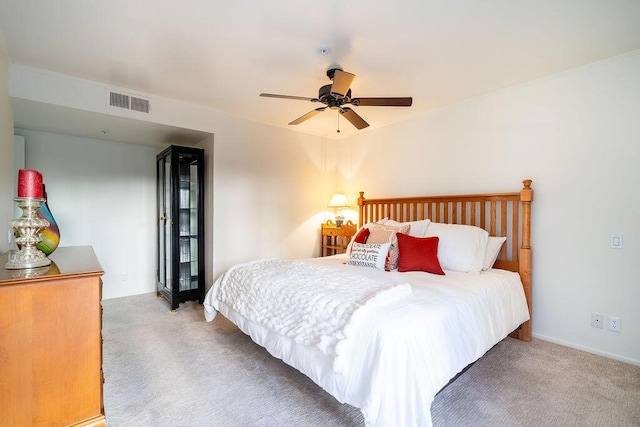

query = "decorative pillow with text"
[[346, 219, 388, 255], [348, 242, 391, 270]]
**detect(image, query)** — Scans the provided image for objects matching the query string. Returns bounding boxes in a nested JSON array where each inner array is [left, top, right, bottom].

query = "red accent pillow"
[[354, 227, 370, 244], [396, 233, 445, 275]]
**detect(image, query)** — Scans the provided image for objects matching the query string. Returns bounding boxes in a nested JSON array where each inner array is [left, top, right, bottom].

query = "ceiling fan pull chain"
[[337, 112, 340, 133]]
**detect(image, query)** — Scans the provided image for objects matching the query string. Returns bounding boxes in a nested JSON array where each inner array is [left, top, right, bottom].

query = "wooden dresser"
[[0, 246, 106, 427]]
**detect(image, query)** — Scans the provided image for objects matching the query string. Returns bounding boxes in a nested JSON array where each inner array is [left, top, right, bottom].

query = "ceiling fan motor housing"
[[326, 68, 341, 80], [318, 84, 351, 109]]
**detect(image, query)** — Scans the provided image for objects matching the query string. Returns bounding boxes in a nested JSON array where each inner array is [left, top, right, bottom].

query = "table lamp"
[[328, 193, 349, 227]]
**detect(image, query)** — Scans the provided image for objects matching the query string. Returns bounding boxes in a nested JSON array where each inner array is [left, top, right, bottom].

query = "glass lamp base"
[[5, 248, 52, 269], [5, 197, 52, 270]]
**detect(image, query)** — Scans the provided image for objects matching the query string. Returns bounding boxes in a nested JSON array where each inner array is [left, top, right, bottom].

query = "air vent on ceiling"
[[110, 92, 130, 109], [130, 96, 150, 113], [108, 91, 150, 114]]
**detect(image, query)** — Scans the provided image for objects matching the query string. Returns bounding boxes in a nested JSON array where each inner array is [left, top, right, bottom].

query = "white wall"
[[9, 65, 335, 300], [14, 129, 157, 299], [12, 135, 25, 220], [14, 123, 333, 299], [334, 51, 640, 366], [0, 33, 13, 254], [208, 116, 333, 281], [195, 135, 215, 295]]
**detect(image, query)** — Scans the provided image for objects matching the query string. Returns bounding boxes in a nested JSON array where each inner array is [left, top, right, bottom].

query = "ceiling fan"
[[260, 68, 412, 130]]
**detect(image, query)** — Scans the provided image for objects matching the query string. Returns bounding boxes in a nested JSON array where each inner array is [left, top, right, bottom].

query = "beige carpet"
[[102, 293, 640, 426]]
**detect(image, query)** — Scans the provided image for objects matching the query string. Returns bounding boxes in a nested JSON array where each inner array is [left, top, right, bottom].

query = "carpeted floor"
[[102, 293, 640, 427]]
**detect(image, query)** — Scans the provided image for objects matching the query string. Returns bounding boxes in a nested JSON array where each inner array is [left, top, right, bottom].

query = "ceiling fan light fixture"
[[329, 69, 355, 98]]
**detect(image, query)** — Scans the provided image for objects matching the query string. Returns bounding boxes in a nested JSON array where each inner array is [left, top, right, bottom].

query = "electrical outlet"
[[591, 313, 603, 329], [608, 316, 621, 332], [7, 230, 11, 244], [120, 273, 128, 282], [610, 234, 623, 249]]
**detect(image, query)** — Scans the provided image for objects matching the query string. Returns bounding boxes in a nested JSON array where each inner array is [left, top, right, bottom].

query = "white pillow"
[[345, 218, 388, 254], [384, 219, 431, 237], [348, 242, 391, 270], [483, 236, 507, 271], [425, 223, 489, 273]]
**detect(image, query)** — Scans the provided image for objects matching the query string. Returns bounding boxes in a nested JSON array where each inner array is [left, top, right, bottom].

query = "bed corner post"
[[517, 179, 533, 342], [358, 192, 365, 228]]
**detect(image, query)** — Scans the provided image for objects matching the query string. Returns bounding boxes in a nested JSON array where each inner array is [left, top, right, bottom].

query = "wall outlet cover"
[[608, 316, 621, 332], [591, 313, 604, 329]]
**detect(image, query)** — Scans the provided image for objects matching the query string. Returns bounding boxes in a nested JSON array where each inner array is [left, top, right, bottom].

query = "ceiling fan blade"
[[260, 93, 315, 102], [340, 107, 369, 130], [331, 70, 355, 98], [289, 108, 326, 125], [351, 97, 413, 107]]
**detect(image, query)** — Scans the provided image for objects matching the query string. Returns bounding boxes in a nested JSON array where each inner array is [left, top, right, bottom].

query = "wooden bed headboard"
[[358, 179, 533, 341]]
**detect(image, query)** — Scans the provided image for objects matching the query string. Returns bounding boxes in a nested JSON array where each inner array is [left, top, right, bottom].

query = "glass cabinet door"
[[156, 145, 205, 310], [177, 156, 199, 292]]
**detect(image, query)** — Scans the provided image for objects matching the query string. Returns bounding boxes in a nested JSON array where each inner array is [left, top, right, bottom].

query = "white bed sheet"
[[204, 254, 530, 427]]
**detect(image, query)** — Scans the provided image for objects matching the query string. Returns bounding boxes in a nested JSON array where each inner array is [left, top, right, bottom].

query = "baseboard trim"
[[532, 333, 640, 367]]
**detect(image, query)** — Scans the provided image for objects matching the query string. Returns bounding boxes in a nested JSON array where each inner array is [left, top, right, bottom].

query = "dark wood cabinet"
[[156, 145, 205, 310]]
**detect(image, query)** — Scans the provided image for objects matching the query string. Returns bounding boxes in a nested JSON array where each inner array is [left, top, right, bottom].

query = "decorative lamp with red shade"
[[5, 169, 51, 269]]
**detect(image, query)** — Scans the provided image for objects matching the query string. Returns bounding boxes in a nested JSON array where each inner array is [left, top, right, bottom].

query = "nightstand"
[[320, 220, 357, 257]]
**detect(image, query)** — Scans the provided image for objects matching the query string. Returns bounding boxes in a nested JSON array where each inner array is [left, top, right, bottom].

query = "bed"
[[204, 179, 533, 427]]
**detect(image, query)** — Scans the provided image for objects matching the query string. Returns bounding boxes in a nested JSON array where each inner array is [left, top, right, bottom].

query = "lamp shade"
[[328, 193, 350, 208]]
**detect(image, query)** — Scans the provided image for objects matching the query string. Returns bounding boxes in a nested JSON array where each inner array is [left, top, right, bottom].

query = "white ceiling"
[[2, 0, 640, 142]]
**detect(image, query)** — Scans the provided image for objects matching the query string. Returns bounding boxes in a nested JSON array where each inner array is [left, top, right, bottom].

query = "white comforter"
[[204, 255, 530, 427], [213, 258, 412, 374]]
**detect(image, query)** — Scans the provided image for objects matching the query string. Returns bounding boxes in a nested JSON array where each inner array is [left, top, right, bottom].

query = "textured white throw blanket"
[[213, 259, 412, 374]]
